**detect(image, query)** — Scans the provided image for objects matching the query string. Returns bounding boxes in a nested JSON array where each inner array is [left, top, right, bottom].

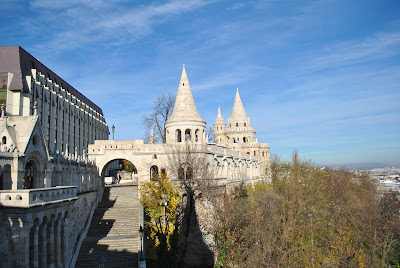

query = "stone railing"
[[0, 186, 78, 208]]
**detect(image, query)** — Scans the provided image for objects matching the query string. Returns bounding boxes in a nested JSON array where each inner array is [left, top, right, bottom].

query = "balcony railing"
[[0, 186, 78, 208]]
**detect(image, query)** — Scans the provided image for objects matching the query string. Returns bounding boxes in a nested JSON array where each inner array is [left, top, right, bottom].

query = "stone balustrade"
[[0, 186, 78, 208]]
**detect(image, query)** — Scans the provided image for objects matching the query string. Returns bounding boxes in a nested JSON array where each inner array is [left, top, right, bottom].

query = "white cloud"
[[29, 0, 218, 50]]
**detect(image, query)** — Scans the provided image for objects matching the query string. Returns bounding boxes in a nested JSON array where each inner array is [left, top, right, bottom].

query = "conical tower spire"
[[214, 106, 225, 124], [166, 64, 205, 124], [149, 129, 156, 144], [230, 88, 248, 120]]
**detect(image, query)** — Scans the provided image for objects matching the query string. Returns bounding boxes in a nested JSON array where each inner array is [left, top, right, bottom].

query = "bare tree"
[[206, 126, 214, 143], [166, 143, 216, 267], [142, 93, 175, 143]]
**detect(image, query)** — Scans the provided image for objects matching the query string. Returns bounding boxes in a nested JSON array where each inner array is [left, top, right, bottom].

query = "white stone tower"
[[165, 65, 206, 144], [226, 88, 255, 144], [214, 106, 227, 145]]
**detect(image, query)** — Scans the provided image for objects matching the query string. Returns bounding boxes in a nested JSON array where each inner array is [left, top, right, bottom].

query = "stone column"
[[54, 216, 62, 268], [39, 219, 47, 268], [61, 216, 67, 267], [31, 220, 40, 268], [47, 217, 55, 268], [191, 128, 195, 142], [6, 215, 31, 266], [44, 170, 52, 188]]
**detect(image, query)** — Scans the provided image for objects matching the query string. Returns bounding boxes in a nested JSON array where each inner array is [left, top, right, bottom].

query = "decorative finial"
[[149, 128, 156, 144], [1, 103, 5, 117]]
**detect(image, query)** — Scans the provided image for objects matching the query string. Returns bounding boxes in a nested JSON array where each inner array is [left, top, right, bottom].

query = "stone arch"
[[178, 163, 193, 181], [176, 129, 182, 143], [24, 160, 37, 189], [150, 165, 159, 181], [185, 129, 191, 141], [100, 158, 138, 184]]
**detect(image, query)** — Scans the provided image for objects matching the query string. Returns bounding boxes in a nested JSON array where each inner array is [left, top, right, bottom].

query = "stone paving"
[[75, 184, 141, 267]]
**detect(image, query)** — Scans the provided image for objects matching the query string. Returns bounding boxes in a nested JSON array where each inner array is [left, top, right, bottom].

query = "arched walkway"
[[101, 158, 138, 184]]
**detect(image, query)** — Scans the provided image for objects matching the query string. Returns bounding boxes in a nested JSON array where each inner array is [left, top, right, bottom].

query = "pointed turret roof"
[[149, 129, 156, 144], [166, 64, 205, 125], [230, 88, 248, 120], [214, 106, 225, 125]]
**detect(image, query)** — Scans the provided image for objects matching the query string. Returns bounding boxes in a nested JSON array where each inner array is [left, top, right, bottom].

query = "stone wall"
[[0, 188, 102, 267], [66, 189, 103, 267]]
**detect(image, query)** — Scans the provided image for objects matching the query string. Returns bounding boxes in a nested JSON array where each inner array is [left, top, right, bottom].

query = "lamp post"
[[160, 194, 168, 232], [138, 225, 146, 267], [112, 124, 115, 140], [97, 252, 105, 268]]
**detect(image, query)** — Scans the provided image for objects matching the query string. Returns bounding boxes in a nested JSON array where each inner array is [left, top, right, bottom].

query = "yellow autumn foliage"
[[140, 172, 181, 247]]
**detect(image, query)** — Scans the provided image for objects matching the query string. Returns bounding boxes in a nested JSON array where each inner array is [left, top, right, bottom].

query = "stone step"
[[76, 185, 141, 268]]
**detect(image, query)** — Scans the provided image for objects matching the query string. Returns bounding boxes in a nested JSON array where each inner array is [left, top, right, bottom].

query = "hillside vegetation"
[[215, 153, 400, 267]]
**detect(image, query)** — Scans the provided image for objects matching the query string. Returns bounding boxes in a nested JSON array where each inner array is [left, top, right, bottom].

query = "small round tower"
[[226, 88, 255, 144], [165, 65, 206, 144], [213, 106, 226, 145]]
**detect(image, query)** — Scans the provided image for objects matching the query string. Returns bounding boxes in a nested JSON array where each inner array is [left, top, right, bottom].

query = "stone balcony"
[[0, 186, 78, 208]]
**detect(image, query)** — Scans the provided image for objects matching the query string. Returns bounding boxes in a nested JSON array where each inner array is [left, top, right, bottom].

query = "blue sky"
[[1, 0, 400, 165]]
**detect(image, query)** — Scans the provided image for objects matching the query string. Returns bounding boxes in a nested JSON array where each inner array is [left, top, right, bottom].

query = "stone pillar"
[[7, 215, 31, 266], [191, 128, 196, 143], [39, 219, 48, 268], [44, 170, 52, 188], [60, 216, 68, 267], [30, 220, 40, 268], [47, 217, 55, 268], [55, 216, 62, 268]]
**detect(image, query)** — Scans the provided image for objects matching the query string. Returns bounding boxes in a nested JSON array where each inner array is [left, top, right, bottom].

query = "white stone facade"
[[214, 89, 270, 172], [89, 65, 269, 187]]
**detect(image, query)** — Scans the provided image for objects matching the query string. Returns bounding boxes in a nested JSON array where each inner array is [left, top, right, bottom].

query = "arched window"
[[185, 129, 191, 141], [176, 129, 182, 142], [243, 137, 246, 143], [24, 161, 36, 189], [244, 123, 246, 127], [2, 136, 6, 144], [236, 123, 239, 127], [150, 165, 159, 181], [195, 129, 199, 142]]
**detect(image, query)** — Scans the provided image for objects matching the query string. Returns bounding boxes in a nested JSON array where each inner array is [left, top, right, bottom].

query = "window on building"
[[176, 129, 182, 142], [244, 123, 246, 127], [262, 151, 265, 157], [236, 123, 238, 127], [2, 136, 6, 144]]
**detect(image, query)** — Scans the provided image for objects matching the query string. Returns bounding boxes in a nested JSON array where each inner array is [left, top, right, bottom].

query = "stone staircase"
[[75, 184, 141, 268]]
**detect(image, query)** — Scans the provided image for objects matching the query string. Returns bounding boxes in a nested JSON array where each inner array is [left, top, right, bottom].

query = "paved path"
[[75, 184, 141, 268]]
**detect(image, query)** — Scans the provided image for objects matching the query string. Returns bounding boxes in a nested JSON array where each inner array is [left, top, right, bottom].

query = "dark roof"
[[0, 46, 104, 115]]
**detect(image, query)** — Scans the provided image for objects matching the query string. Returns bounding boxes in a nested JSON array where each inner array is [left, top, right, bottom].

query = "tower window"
[[244, 123, 246, 127], [2, 136, 6, 144], [236, 123, 238, 127]]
